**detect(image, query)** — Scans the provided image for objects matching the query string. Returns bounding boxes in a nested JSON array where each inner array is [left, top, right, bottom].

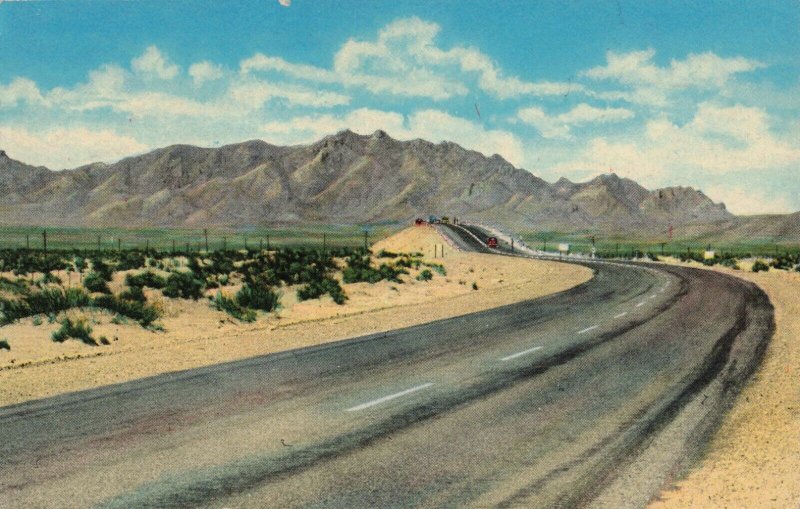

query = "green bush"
[[297, 278, 347, 305], [37, 272, 63, 286], [752, 260, 770, 272], [93, 294, 160, 327], [719, 258, 740, 270], [0, 287, 91, 325], [83, 272, 111, 294], [32, 315, 42, 326], [120, 285, 146, 303], [125, 271, 166, 289], [0, 339, 9, 351], [52, 317, 96, 346], [342, 255, 407, 284], [213, 292, 256, 322], [416, 269, 433, 281], [236, 282, 280, 312], [162, 271, 205, 300], [425, 263, 447, 276]]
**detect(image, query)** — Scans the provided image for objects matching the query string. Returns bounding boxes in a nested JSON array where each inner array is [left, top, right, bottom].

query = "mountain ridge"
[[0, 130, 796, 239]]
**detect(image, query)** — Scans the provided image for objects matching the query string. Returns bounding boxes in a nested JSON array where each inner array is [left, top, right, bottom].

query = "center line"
[[636, 301, 646, 307], [578, 325, 599, 334], [614, 312, 628, 319], [346, 383, 434, 412], [500, 345, 543, 361]]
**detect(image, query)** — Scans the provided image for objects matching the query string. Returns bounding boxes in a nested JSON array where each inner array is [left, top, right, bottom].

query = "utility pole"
[[42, 230, 47, 256], [222, 237, 227, 251], [145, 239, 149, 251], [97, 235, 101, 250], [172, 239, 176, 254], [660, 242, 666, 256], [266, 235, 271, 251], [204, 229, 209, 252], [616, 243, 620, 258], [322, 233, 326, 252], [511, 238, 514, 253], [244, 236, 248, 250], [363, 230, 368, 252], [259, 238, 263, 251], [26, 234, 29, 250], [117, 238, 121, 251]]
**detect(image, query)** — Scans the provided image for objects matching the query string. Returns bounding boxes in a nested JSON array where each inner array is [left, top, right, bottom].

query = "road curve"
[[0, 227, 774, 508]]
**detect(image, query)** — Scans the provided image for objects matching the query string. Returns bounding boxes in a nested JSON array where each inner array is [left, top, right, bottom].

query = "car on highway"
[[486, 236, 498, 248]]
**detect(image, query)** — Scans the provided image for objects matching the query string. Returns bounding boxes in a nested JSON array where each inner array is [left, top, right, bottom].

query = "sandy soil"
[[649, 259, 800, 508], [0, 225, 591, 406]]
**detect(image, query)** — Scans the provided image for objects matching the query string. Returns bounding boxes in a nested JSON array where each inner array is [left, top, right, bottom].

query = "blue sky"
[[1, 0, 798, 214]]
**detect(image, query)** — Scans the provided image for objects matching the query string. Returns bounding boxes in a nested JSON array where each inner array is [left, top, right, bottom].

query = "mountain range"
[[0, 130, 797, 241]]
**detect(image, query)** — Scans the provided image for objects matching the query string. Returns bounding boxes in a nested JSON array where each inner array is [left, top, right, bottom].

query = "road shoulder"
[[649, 261, 800, 508]]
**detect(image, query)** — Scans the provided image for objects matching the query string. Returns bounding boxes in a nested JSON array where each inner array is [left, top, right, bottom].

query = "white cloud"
[[131, 46, 179, 80], [278, 0, 291, 6], [229, 80, 350, 109], [582, 49, 765, 105], [262, 108, 525, 166], [242, 17, 581, 100], [517, 103, 634, 138], [705, 185, 795, 215], [188, 60, 224, 85], [0, 125, 148, 168], [0, 77, 46, 107], [547, 103, 800, 184]]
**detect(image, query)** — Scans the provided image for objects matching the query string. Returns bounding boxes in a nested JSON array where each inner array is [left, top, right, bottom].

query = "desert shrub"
[[37, 272, 63, 286], [162, 271, 205, 300], [472, 282, 478, 290], [83, 272, 111, 294], [90, 258, 114, 281], [770, 254, 799, 270], [342, 255, 407, 284], [377, 250, 398, 258], [52, 317, 96, 346], [213, 292, 256, 322], [99, 336, 111, 345], [117, 251, 146, 271], [93, 294, 160, 327], [0, 287, 91, 325], [0, 277, 29, 295], [0, 339, 9, 351], [125, 271, 166, 289], [425, 263, 447, 276], [719, 257, 740, 270], [32, 315, 42, 326], [752, 260, 770, 272], [120, 285, 146, 303], [236, 282, 280, 312], [297, 278, 347, 305], [416, 269, 433, 282]]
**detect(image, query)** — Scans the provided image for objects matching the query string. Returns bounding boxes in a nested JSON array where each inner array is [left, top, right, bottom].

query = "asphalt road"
[[0, 226, 774, 508]]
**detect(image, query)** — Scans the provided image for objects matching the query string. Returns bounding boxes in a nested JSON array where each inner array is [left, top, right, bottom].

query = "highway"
[[0, 225, 774, 508]]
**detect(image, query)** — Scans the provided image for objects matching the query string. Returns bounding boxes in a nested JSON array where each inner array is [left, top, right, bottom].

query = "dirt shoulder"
[[0, 226, 591, 406], [649, 259, 800, 508]]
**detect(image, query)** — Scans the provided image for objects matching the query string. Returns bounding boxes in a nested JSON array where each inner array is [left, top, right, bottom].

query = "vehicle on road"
[[486, 236, 498, 248]]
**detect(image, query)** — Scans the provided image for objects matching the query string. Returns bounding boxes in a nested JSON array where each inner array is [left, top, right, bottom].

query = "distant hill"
[[0, 131, 797, 240]]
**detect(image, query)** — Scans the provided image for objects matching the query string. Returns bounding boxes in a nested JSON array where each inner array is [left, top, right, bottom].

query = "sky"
[[1, 0, 798, 215]]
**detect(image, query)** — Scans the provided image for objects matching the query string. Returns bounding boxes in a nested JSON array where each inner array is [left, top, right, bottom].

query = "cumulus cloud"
[[0, 77, 46, 107], [242, 17, 581, 100], [0, 125, 148, 168], [131, 46, 179, 80], [188, 60, 224, 85], [583, 49, 765, 106], [705, 185, 795, 215], [517, 103, 634, 138], [262, 108, 525, 166], [547, 103, 800, 184]]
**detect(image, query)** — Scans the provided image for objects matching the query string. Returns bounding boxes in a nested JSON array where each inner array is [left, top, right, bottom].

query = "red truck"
[[486, 237, 498, 248]]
